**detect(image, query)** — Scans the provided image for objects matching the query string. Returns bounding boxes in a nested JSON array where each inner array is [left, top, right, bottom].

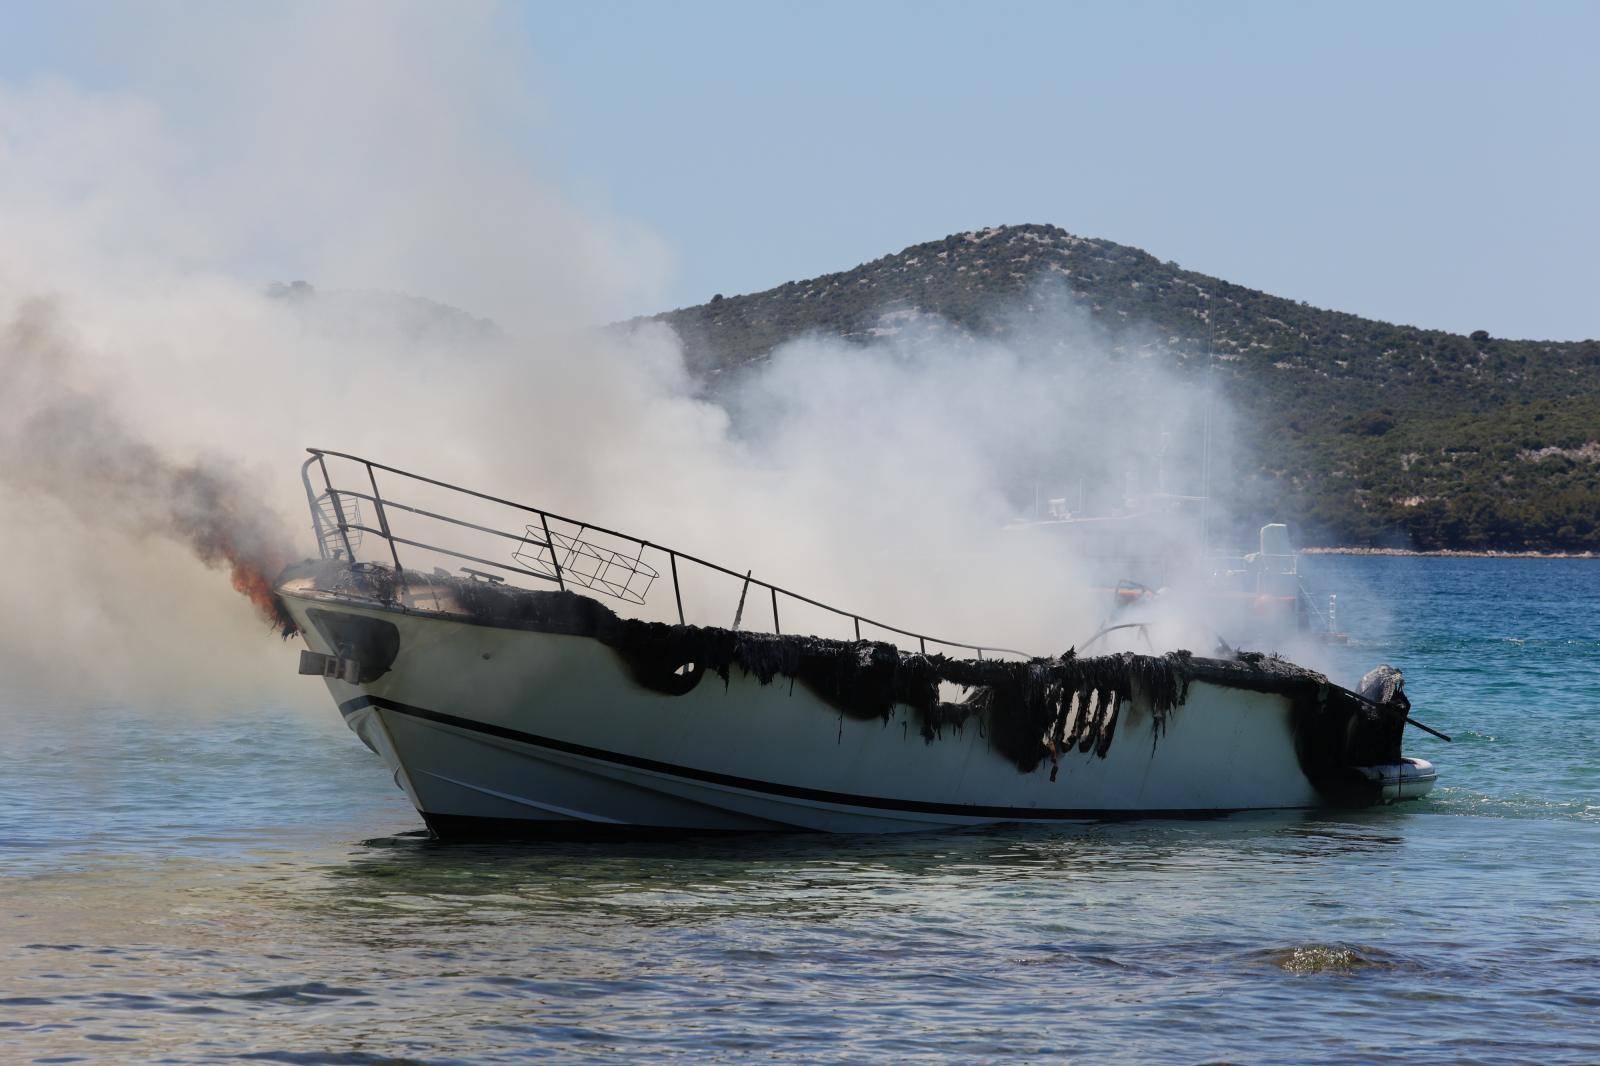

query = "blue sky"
[[4, 1, 1597, 339]]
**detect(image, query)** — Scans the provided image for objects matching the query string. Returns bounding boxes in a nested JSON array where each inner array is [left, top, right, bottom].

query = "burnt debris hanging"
[[283, 563, 1415, 801]]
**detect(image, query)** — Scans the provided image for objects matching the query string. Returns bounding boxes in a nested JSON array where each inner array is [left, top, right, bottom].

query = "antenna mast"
[[1200, 307, 1216, 557]]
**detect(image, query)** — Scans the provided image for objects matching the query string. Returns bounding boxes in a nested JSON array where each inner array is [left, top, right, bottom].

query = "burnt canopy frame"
[[300, 447, 1031, 660]]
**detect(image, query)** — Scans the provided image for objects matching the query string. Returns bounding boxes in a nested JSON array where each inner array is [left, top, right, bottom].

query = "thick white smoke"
[[0, 3, 1235, 705]]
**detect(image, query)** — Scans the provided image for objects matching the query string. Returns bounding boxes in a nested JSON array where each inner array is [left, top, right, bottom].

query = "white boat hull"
[[279, 589, 1431, 835]]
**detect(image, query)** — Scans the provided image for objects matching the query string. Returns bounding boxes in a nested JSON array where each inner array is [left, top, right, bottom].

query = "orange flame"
[[226, 551, 298, 637]]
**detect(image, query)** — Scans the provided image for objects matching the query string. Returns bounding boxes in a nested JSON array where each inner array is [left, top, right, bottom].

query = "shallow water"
[[3, 557, 1598, 1063]]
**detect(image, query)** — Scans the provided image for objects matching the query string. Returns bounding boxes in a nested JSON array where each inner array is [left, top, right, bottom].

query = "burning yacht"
[[275, 449, 1439, 837]]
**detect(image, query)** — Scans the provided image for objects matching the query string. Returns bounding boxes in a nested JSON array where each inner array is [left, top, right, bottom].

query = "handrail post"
[[732, 570, 751, 631], [669, 552, 684, 625], [316, 453, 357, 562], [771, 587, 780, 636], [301, 457, 329, 558], [539, 512, 565, 591], [366, 462, 407, 587], [854, 617, 861, 641]]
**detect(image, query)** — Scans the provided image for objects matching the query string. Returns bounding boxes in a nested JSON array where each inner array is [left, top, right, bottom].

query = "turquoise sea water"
[[3, 557, 1597, 1064]]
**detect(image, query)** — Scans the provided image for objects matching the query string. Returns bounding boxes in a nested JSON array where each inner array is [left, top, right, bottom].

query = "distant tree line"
[[646, 224, 1600, 552]]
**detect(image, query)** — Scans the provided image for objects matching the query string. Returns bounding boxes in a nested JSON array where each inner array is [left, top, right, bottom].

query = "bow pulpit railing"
[[299, 448, 1030, 660]]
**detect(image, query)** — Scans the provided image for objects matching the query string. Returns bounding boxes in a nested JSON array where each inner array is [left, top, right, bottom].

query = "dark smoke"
[[0, 300, 298, 634]]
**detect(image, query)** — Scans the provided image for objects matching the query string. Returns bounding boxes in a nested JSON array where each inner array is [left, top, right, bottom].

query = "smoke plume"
[[0, 3, 1249, 703], [0, 300, 297, 634]]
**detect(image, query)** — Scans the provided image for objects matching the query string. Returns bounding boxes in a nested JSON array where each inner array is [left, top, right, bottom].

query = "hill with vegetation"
[[648, 224, 1600, 552]]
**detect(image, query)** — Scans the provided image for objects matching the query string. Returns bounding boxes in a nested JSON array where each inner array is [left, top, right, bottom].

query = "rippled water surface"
[[4, 557, 1598, 1063]]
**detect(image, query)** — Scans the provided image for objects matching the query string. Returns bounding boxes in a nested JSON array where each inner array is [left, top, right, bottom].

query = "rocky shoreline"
[[1301, 546, 1598, 560]]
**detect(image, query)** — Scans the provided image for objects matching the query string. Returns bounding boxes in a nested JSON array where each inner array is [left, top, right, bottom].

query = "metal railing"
[[300, 448, 1032, 660]]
